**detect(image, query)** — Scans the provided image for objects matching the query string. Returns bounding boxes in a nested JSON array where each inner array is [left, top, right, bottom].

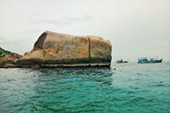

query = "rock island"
[[1, 31, 112, 68]]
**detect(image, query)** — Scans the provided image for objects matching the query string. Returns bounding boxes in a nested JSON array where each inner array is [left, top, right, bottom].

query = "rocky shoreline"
[[0, 31, 112, 68]]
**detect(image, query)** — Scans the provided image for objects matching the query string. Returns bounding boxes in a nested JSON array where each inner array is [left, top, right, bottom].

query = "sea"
[[0, 62, 170, 113]]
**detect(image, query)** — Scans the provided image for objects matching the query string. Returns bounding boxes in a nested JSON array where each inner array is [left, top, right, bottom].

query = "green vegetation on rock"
[[0, 47, 13, 57]]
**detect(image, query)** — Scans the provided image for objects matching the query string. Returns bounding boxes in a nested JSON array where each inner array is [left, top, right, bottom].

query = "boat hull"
[[138, 59, 162, 63], [116, 60, 128, 63]]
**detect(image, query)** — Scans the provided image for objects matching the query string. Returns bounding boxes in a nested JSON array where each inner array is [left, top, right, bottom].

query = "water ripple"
[[0, 63, 170, 113]]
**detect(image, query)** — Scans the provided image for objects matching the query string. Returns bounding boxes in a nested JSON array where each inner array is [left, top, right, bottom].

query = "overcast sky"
[[0, 0, 169, 61]]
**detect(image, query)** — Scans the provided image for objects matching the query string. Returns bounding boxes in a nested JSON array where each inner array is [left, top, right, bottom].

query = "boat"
[[138, 57, 148, 63], [138, 57, 162, 63], [116, 59, 128, 63], [149, 58, 163, 63]]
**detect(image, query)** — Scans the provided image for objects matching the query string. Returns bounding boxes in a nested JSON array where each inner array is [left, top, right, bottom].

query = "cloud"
[[30, 14, 93, 26]]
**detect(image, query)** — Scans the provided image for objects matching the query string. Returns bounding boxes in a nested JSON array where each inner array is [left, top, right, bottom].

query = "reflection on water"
[[0, 63, 170, 113]]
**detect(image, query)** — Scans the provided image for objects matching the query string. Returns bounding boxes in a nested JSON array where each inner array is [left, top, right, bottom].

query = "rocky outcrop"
[[17, 31, 112, 67], [0, 47, 22, 68], [3, 63, 16, 68], [0, 31, 112, 68]]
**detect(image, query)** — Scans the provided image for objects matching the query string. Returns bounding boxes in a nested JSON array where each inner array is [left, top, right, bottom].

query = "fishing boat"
[[149, 58, 163, 63], [138, 57, 162, 63], [116, 59, 128, 63]]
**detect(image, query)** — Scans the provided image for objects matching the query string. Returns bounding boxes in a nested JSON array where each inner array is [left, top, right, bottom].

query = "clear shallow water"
[[0, 62, 170, 113]]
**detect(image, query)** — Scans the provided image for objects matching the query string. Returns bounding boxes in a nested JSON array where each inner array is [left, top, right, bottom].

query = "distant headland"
[[0, 31, 112, 68]]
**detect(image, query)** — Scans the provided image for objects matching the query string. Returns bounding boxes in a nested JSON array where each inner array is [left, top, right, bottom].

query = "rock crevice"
[[88, 37, 91, 62]]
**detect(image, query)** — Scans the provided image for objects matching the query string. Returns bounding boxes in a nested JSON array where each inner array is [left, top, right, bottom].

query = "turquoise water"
[[0, 62, 170, 113]]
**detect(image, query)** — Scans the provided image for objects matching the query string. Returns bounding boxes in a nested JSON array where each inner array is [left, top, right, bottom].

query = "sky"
[[0, 0, 169, 62]]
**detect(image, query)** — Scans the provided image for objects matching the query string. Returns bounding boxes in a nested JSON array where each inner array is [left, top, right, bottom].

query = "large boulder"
[[17, 31, 112, 67]]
